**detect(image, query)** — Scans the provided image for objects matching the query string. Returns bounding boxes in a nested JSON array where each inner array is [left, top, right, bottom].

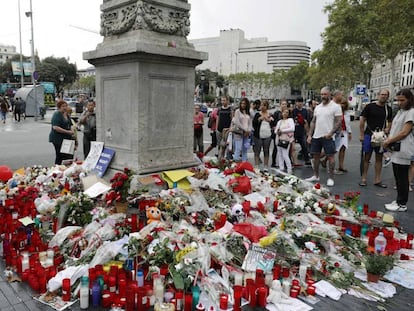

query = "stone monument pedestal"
[[84, 0, 206, 174]]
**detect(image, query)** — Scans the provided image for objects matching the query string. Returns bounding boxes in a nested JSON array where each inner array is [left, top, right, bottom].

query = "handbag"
[[60, 139, 75, 155], [231, 126, 243, 135], [277, 139, 289, 149]]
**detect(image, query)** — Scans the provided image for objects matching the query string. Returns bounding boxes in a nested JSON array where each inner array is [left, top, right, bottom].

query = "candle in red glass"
[[62, 278, 71, 301], [257, 287, 267, 307], [407, 233, 414, 241], [282, 267, 290, 278], [248, 284, 257, 307], [290, 288, 299, 298], [125, 283, 137, 311], [292, 279, 299, 287], [219, 293, 228, 310], [273, 200, 279, 212], [184, 293, 193, 311], [131, 214, 138, 232], [233, 285, 243, 311], [137, 287, 147, 310], [118, 278, 127, 297], [363, 204, 369, 215], [369, 210, 377, 218], [307, 286, 316, 295], [400, 239, 407, 249], [108, 275, 117, 293], [273, 264, 281, 280], [255, 269, 265, 286], [175, 290, 184, 311], [101, 290, 113, 308]]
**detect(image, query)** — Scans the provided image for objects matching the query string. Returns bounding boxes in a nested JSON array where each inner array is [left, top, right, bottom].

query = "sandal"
[[339, 168, 348, 172], [374, 182, 387, 188], [359, 181, 367, 187]]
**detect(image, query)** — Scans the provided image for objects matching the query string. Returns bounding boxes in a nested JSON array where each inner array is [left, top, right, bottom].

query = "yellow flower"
[[259, 231, 277, 247], [175, 246, 196, 262]]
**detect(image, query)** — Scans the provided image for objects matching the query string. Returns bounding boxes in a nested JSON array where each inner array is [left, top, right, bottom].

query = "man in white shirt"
[[306, 87, 343, 186]]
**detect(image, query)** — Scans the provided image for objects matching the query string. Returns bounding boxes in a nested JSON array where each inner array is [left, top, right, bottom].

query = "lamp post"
[[59, 74, 65, 98], [26, 0, 37, 120], [200, 71, 205, 103], [18, 0, 24, 87], [234, 52, 238, 101]]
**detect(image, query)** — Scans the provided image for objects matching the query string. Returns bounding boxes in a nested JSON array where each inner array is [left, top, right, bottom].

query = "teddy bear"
[[146, 206, 162, 224]]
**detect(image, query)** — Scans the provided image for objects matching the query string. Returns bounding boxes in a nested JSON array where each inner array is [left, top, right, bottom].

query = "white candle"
[[234, 272, 243, 286]]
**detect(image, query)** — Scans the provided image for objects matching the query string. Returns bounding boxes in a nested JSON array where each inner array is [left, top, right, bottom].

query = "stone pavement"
[[0, 118, 413, 310]]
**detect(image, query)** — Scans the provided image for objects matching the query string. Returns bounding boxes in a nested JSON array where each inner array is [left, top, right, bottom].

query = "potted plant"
[[364, 253, 394, 283]]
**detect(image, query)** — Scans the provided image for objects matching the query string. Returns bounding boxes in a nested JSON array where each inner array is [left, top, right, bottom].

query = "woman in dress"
[[275, 109, 295, 174], [383, 89, 414, 212], [231, 98, 251, 162], [252, 100, 275, 171], [49, 100, 74, 164]]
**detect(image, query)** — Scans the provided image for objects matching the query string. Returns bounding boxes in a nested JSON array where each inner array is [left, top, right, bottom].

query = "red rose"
[[315, 183, 321, 189]]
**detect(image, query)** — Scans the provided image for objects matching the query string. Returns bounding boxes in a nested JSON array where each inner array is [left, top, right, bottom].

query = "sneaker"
[[385, 201, 407, 212], [383, 157, 391, 168], [306, 175, 320, 182], [333, 169, 344, 175], [326, 178, 334, 187]]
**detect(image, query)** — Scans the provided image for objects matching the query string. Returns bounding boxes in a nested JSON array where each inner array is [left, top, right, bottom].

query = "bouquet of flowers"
[[55, 192, 95, 227], [106, 168, 134, 204], [343, 191, 361, 209]]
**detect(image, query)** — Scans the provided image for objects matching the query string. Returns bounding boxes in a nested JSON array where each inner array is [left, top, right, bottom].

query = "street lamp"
[[26, 0, 37, 120], [200, 72, 205, 103], [18, 0, 24, 87], [59, 74, 65, 98]]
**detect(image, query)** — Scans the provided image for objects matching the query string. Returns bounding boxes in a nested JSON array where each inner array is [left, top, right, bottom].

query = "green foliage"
[[364, 253, 394, 276]]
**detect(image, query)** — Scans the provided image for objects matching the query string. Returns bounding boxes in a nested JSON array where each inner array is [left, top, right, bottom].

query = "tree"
[[321, 0, 414, 96], [37, 57, 77, 94]]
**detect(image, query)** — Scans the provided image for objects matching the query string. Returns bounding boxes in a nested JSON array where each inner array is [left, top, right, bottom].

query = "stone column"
[[84, 0, 207, 174]]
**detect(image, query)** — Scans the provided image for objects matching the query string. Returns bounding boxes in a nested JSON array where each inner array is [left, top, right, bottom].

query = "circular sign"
[[33, 71, 39, 80], [348, 96, 353, 101]]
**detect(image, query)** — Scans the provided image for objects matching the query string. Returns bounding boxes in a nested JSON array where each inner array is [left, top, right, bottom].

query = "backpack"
[[207, 115, 213, 128]]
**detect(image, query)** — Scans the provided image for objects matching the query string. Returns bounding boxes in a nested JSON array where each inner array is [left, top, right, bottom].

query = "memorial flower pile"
[[0, 161, 413, 311]]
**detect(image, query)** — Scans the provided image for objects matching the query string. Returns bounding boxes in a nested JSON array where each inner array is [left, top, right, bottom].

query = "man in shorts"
[[306, 87, 342, 187]]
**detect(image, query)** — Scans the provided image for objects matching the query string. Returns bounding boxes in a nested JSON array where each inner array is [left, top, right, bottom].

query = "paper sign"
[[82, 141, 104, 172], [18, 216, 35, 226], [82, 175, 111, 198], [93, 148, 115, 177], [161, 170, 194, 190]]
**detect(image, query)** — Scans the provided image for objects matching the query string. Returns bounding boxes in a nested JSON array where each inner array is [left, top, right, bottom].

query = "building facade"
[[189, 29, 310, 76], [0, 44, 18, 65]]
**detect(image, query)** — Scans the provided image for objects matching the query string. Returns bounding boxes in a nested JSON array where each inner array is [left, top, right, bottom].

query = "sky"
[[0, 0, 331, 70]]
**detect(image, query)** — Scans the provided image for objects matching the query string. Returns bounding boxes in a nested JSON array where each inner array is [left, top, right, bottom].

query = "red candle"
[[400, 239, 407, 249], [290, 288, 299, 298], [282, 267, 290, 278], [101, 290, 113, 308], [273, 264, 281, 280], [233, 285, 243, 311], [62, 278, 71, 301], [257, 287, 267, 307], [307, 286, 316, 295], [407, 233, 414, 241], [185, 293, 193, 311], [363, 204, 369, 215], [248, 284, 256, 307], [118, 278, 127, 297], [255, 269, 265, 286], [131, 214, 138, 232], [219, 293, 228, 310], [292, 279, 299, 287]]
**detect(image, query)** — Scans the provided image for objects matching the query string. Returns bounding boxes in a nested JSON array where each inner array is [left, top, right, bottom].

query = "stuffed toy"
[[146, 206, 162, 224]]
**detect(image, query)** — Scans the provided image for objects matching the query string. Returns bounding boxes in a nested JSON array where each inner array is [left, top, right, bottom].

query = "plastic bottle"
[[374, 232, 387, 254], [80, 276, 90, 309], [137, 269, 144, 287]]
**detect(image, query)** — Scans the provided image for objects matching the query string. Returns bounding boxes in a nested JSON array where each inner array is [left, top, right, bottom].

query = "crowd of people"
[[0, 95, 27, 123], [195, 87, 414, 212]]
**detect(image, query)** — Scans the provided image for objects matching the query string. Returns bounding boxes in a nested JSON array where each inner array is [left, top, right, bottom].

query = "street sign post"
[[356, 84, 366, 95]]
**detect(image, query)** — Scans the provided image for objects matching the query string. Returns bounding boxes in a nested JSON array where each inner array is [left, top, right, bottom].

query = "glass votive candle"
[[282, 267, 290, 278], [290, 288, 299, 298], [307, 286, 316, 295], [219, 293, 228, 310]]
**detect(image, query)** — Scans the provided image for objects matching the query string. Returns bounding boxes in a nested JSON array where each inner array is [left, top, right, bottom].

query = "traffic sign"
[[356, 84, 366, 95]]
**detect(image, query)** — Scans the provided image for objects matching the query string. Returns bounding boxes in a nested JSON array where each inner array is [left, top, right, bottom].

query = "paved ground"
[[0, 114, 413, 310]]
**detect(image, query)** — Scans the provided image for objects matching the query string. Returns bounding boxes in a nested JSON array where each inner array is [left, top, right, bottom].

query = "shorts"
[[210, 131, 217, 147], [310, 137, 336, 156], [362, 134, 383, 154]]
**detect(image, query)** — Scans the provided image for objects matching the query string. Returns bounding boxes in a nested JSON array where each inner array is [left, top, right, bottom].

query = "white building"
[[77, 66, 96, 78], [0, 44, 18, 64], [401, 51, 414, 90], [370, 55, 403, 99], [189, 29, 310, 76]]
